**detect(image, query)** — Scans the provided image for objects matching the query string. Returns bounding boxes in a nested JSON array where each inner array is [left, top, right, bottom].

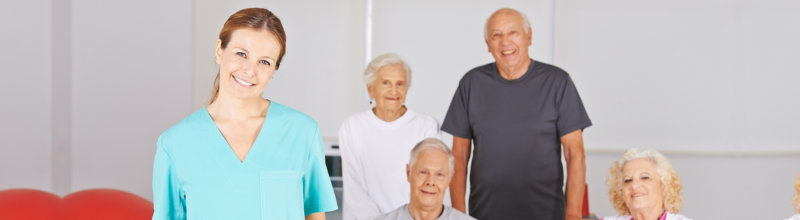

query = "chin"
[[230, 91, 262, 100], [418, 200, 439, 208], [626, 203, 654, 211]]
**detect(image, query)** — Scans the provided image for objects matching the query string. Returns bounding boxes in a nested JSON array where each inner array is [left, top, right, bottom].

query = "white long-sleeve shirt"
[[339, 108, 441, 220]]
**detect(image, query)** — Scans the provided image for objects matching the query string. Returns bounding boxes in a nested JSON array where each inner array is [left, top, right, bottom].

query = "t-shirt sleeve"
[[556, 75, 592, 137], [441, 77, 473, 139], [423, 116, 442, 140], [303, 125, 339, 215], [152, 135, 186, 220]]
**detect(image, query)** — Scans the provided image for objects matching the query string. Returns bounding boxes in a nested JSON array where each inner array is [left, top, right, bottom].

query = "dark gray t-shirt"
[[442, 60, 592, 220]]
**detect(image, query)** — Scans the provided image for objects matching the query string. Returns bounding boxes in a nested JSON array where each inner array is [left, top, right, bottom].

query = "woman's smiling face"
[[215, 28, 282, 100], [621, 158, 664, 213]]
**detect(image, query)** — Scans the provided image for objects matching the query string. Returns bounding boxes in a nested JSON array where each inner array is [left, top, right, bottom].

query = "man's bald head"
[[485, 8, 531, 39]]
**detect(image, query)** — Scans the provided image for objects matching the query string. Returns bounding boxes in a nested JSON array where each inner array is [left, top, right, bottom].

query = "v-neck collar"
[[203, 101, 272, 165]]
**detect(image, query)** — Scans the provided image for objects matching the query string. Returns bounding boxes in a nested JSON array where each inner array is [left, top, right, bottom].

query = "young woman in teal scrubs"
[[152, 8, 337, 220]]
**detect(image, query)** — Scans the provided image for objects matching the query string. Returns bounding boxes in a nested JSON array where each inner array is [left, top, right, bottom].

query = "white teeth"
[[233, 76, 254, 86], [502, 50, 515, 55]]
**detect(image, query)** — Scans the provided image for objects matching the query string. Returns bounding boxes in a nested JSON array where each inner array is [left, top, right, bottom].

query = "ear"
[[215, 39, 223, 65], [366, 84, 375, 99], [406, 164, 411, 182], [525, 27, 533, 45], [485, 38, 491, 52]]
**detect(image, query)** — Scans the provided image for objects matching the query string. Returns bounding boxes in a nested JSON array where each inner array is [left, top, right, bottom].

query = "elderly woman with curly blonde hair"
[[602, 149, 691, 220], [786, 174, 800, 220]]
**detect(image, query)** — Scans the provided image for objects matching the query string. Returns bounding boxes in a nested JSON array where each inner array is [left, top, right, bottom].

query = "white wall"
[[556, 0, 800, 152], [0, 0, 53, 192], [70, 0, 194, 199], [1, 1, 799, 219], [0, 0, 195, 201]]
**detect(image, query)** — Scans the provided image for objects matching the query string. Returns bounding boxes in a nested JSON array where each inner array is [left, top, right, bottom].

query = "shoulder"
[[785, 214, 800, 220], [161, 108, 208, 135], [270, 101, 317, 127], [341, 109, 372, 127], [268, 102, 324, 141], [371, 205, 406, 220], [339, 109, 374, 134], [458, 62, 497, 85], [531, 60, 571, 81], [443, 206, 476, 220], [405, 109, 439, 125], [666, 212, 692, 220], [600, 215, 631, 220], [158, 108, 209, 149]]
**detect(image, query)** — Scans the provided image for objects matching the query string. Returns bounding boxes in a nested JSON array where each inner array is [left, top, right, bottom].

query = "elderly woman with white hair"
[[603, 149, 692, 220], [339, 53, 441, 219], [787, 174, 800, 220]]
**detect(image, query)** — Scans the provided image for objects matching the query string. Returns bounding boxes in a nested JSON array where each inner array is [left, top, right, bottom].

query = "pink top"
[[627, 212, 667, 220]]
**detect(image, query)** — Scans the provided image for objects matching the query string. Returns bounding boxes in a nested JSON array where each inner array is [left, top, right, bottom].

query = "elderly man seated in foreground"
[[373, 138, 475, 220]]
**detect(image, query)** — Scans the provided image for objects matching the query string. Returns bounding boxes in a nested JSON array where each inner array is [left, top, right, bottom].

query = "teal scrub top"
[[152, 102, 338, 219]]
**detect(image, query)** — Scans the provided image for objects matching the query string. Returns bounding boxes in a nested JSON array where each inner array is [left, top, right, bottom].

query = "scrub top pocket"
[[259, 170, 304, 219]]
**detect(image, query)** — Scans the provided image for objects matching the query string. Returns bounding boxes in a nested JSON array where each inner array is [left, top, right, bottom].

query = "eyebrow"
[[234, 47, 275, 61]]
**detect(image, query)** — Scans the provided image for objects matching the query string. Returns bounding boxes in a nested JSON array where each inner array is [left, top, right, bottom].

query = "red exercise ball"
[[0, 188, 60, 220], [61, 188, 153, 220]]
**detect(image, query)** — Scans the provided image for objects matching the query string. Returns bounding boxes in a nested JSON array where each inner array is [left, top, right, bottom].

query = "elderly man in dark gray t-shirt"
[[442, 8, 592, 220]]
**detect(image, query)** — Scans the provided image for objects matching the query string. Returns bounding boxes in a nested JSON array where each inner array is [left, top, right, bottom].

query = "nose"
[[500, 34, 511, 46], [239, 59, 257, 76], [630, 179, 642, 190], [424, 174, 435, 186]]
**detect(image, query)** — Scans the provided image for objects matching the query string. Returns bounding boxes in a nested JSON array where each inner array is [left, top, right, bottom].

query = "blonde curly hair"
[[606, 149, 684, 215], [794, 174, 800, 213]]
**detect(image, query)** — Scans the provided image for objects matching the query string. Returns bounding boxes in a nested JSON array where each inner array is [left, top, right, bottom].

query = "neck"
[[497, 58, 532, 80], [372, 106, 406, 122], [208, 94, 268, 121], [631, 207, 665, 220], [407, 203, 444, 220]]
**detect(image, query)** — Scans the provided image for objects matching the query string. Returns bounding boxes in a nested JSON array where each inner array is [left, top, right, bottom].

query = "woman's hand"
[[305, 212, 325, 220]]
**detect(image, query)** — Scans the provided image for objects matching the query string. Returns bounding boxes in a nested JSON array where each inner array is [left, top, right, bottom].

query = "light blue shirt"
[[152, 102, 338, 219]]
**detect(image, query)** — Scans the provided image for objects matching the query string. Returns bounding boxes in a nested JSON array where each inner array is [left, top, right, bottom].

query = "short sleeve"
[[555, 75, 592, 137], [302, 125, 339, 215], [442, 77, 474, 139], [152, 135, 186, 220]]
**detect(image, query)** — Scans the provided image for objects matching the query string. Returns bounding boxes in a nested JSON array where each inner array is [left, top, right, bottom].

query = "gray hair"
[[484, 8, 532, 39], [408, 138, 453, 173], [364, 53, 412, 88]]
